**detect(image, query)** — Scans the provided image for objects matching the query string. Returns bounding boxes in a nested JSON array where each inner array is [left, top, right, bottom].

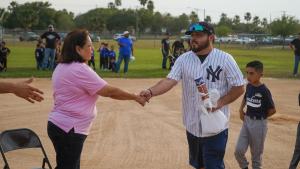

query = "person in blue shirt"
[[108, 45, 116, 72], [35, 41, 45, 70], [115, 31, 134, 73], [98, 42, 109, 70], [235, 60, 276, 169]]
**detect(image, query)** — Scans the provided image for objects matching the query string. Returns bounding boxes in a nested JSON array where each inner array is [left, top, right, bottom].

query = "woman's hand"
[[134, 94, 148, 107], [98, 85, 148, 107]]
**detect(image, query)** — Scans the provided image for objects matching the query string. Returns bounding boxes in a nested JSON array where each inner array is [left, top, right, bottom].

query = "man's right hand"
[[140, 89, 152, 102]]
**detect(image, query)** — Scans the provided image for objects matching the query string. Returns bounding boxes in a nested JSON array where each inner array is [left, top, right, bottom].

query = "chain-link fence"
[[0, 28, 297, 49]]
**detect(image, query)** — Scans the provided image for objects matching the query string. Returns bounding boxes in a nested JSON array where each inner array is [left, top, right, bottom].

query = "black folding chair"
[[0, 128, 52, 169]]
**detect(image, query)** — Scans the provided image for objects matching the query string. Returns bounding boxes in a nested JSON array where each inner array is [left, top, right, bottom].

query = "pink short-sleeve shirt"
[[48, 62, 107, 135]]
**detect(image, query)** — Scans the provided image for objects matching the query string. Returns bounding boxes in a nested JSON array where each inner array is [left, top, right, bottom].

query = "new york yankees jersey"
[[167, 48, 245, 137]]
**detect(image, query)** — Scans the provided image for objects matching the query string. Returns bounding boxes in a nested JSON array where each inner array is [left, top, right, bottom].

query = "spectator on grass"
[[290, 33, 300, 77], [0, 41, 11, 72], [40, 24, 60, 70], [108, 45, 116, 71], [161, 32, 170, 69], [35, 41, 45, 70], [98, 42, 109, 70], [169, 38, 185, 69], [115, 31, 134, 74]]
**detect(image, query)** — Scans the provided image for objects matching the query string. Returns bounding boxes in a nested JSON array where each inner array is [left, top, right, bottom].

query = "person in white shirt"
[[140, 21, 245, 169]]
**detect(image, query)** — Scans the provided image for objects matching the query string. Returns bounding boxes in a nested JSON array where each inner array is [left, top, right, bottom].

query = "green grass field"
[[0, 40, 296, 79]]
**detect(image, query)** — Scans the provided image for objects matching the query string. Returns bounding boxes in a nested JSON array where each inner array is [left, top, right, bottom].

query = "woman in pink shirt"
[[47, 29, 146, 169]]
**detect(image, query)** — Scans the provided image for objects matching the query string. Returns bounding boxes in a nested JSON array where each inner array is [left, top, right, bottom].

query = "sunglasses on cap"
[[186, 23, 213, 35]]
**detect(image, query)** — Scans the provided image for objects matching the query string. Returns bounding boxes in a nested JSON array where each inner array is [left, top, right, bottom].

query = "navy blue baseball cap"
[[185, 22, 215, 35]]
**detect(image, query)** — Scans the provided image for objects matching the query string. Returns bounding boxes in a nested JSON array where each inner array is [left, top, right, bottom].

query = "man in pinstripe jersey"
[[140, 22, 245, 169]]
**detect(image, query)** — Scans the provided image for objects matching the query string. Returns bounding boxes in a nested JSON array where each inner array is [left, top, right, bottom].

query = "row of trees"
[[214, 12, 299, 38], [0, 1, 299, 38]]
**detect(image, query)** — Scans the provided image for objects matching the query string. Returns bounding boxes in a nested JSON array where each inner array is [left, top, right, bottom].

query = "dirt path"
[[0, 78, 299, 169]]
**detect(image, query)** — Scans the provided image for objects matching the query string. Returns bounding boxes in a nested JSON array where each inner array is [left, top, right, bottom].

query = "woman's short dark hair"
[[60, 29, 89, 63]]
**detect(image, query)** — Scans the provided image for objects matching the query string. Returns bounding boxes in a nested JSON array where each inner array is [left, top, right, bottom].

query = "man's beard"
[[191, 38, 210, 53]]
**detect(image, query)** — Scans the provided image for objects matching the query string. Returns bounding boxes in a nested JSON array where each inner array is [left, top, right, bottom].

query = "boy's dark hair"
[[1, 41, 5, 45], [60, 29, 89, 63], [246, 60, 264, 73]]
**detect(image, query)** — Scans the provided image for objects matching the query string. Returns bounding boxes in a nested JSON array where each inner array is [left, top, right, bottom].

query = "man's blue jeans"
[[293, 55, 300, 75], [187, 129, 228, 169], [43, 48, 56, 70], [116, 54, 130, 73]]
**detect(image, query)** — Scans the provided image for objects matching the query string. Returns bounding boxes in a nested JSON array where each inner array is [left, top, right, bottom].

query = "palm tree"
[[147, 0, 154, 11], [107, 2, 115, 9], [204, 16, 212, 23], [252, 16, 260, 26], [139, 0, 148, 6], [244, 12, 252, 23], [233, 15, 240, 25], [114, 0, 122, 7]]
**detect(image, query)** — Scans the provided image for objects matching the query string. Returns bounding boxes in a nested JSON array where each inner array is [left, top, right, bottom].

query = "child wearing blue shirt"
[[108, 45, 116, 72], [235, 60, 276, 169]]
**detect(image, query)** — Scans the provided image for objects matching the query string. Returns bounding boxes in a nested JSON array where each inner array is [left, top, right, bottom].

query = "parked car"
[[272, 36, 294, 45], [261, 37, 273, 45], [215, 36, 237, 43], [19, 32, 39, 41], [234, 37, 255, 44], [113, 33, 136, 41], [90, 33, 101, 42], [180, 35, 191, 41]]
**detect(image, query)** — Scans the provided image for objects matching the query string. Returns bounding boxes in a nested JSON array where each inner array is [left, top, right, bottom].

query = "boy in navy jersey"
[[35, 41, 45, 70], [235, 60, 276, 169], [108, 45, 116, 72]]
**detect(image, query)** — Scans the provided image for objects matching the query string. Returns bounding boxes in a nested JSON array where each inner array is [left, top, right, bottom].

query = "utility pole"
[[135, 6, 139, 36], [187, 7, 206, 21], [281, 11, 287, 17]]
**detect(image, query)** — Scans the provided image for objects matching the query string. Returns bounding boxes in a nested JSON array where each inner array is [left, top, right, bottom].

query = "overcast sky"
[[1, 0, 299, 23]]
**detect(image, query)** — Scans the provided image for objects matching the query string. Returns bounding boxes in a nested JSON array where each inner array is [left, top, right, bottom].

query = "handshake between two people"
[[133, 89, 153, 107]]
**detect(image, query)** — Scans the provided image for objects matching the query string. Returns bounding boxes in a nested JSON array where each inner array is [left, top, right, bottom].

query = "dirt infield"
[[0, 78, 299, 169]]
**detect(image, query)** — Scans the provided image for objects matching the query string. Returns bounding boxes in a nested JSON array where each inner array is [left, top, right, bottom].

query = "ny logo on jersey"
[[206, 65, 223, 82]]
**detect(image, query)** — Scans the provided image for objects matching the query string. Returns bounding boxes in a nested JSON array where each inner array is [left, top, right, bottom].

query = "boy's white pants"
[[234, 116, 268, 169]]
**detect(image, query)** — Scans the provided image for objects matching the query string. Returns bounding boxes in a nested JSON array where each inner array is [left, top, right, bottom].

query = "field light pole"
[[135, 6, 140, 37], [187, 7, 206, 21]]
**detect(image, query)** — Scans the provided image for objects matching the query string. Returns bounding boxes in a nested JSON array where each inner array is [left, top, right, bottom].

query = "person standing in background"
[[290, 33, 300, 77], [161, 32, 170, 69], [116, 31, 134, 74], [35, 41, 45, 70], [108, 45, 116, 72], [40, 24, 60, 70], [0, 41, 11, 72]]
